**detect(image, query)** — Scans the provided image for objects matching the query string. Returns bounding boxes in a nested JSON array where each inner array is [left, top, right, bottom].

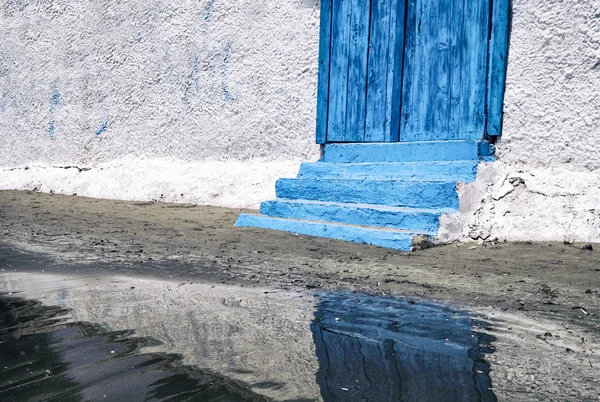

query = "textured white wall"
[[0, 0, 321, 207], [0, 0, 321, 165], [1, 0, 599, 241], [500, 0, 600, 171]]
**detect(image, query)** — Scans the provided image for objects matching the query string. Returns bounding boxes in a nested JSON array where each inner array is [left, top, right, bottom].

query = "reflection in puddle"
[[0, 273, 496, 401], [312, 292, 496, 401]]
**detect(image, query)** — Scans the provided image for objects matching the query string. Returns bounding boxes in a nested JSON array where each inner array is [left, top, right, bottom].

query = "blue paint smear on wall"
[[221, 41, 235, 102], [50, 85, 62, 112], [204, 0, 215, 21], [96, 120, 109, 136], [48, 84, 61, 140], [183, 55, 201, 107]]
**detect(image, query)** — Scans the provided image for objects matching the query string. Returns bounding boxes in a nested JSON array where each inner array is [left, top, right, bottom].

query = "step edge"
[[261, 199, 456, 215], [236, 213, 435, 235]]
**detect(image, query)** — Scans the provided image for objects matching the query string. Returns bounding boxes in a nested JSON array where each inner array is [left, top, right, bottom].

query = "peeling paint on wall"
[[221, 41, 235, 103], [96, 120, 109, 136]]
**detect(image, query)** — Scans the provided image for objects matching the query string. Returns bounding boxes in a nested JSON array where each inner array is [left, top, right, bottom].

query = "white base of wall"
[[3, 159, 599, 244], [439, 163, 600, 244], [0, 159, 302, 209]]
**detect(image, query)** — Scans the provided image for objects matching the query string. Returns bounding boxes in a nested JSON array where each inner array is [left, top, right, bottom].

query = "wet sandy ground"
[[1, 190, 599, 400]]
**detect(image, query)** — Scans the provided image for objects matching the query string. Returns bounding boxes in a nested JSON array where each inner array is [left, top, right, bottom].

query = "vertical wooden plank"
[[316, 0, 333, 144], [458, 0, 491, 139], [486, 0, 510, 136], [474, 0, 492, 137], [327, 0, 352, 142], [345, 0, 371, 142], [384, 0, 407, 142], [423, 0, 440, 138], [414, 0, 432, 140], [433, 0, 451, 137], [365, 0, 392, 142], [400, 0, 418, 140], [402, 0, 430, 141], [448, 0, 465, 139]]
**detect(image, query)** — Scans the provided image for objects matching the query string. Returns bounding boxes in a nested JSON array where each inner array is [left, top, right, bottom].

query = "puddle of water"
[[0, 273, 497, 401], [311, 292, 496, 402], [0, 296, 269, 402]]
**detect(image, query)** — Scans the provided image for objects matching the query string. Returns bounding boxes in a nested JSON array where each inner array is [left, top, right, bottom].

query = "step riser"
[[235, 214, 420, 251], [260, 200, 441, 233], [298, 162, 477, 181], [276, 179, 458, 209], [323, 141, 480, 163]]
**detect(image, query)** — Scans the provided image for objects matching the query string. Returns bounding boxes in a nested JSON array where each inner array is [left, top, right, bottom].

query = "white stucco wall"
[[1, 0, 599, 242], [0, 0, 321, 207]]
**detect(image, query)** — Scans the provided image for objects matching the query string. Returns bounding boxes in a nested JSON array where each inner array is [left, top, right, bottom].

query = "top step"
[[322, 140, 493, 163]]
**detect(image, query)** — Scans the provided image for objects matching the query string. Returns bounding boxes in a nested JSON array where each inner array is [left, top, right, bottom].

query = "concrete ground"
[[1, 190, 599, 401]]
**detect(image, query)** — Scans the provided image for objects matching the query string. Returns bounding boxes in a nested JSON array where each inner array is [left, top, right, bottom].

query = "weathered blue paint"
[[322, 140, 481, 163], [315, 0, 333, 144], [96, 120, 109, 136], [235, 214, 423, 250], [318, 0, 508, 144], [221, 42, 235, 102], [326, 0, 352, 142], [260, 199, 449, 233], [298, 160, 478, 181], [401, 0, 491, 142], [386, 0, 407, 143], [345, 0, 370, 142], [49, 121, 55, 140], [486, 0, 510, 136], [364, 0, 393, 142], [322, 0, 407, 143], [235, 153, 488, 250], [204, 0, 215, 21], [276, 178, 459, 209], [50, 85, 61, 111]]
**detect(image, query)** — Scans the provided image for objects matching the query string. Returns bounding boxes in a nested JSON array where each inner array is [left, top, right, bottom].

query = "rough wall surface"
[[1, 0, 599, 242], [0, 0, 321, 206]]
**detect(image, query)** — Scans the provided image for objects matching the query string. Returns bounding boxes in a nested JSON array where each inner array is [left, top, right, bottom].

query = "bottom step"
[[235, 214, 431, 251]]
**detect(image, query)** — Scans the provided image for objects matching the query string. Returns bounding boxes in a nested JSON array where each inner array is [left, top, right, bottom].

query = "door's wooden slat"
[[486, 0, 510, 136], [385, 0, 407, 142], [400, 0, 418, 140], [448, 0, 464, 139], [345, 0, 371, 142], [316, 0, 333, 144], [458, 0, 490, 139], [434, 0, 451, 137], [365, 0, 392, 142], [423, 0, 440, 137], [327, 0, 352, 142]]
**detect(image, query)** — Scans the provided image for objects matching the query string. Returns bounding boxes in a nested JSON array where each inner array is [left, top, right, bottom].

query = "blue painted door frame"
[[316, 0, 510, 144]]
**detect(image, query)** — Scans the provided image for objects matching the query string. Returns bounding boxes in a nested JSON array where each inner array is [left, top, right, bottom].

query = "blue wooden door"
[[324, 0, 406, 143], [316, 0, 506, 144], [400, 0, 492, 141]]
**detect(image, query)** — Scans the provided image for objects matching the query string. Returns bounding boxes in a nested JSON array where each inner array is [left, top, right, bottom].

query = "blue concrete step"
[[276, 178, 459, 209], [298, 161, 478, 182], [235, 214, 429, 250], [260, 199, 451, 233], [322, 140, 485, 163]]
